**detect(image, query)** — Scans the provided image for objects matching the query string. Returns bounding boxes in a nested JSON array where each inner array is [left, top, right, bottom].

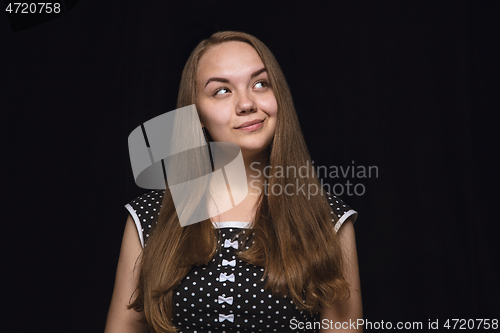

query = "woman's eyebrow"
[[204, 67, 267, 88], [205, 77, 229, 88], [250, 67, 267, 79]]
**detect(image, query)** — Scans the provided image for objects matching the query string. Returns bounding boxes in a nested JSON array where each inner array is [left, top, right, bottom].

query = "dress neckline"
[[211, 221, 253, 229]]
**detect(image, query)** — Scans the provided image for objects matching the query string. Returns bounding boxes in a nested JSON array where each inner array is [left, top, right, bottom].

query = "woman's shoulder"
[[124, 190, 165, 247], [324, 190, 358, 233], [126, 190, 165, 208]]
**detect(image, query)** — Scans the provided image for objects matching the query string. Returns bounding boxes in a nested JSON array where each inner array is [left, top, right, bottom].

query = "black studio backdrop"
[[2, 1, 498, 332]]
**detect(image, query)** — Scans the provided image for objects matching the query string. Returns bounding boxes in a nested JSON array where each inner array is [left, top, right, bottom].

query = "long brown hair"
[[129, 31, 350, 333]]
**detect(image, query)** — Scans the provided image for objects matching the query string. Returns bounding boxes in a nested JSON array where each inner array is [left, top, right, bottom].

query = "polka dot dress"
[[125, 190, 357, 333]]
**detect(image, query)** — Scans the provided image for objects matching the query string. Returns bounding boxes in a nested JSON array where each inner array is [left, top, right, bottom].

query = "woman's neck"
[[242, 148, 268, 196]]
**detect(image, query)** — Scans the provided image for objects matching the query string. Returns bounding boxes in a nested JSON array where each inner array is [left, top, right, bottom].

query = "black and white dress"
[[125, 190, 357, 333]]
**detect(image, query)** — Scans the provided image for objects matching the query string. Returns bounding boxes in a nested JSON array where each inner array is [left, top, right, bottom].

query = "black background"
[[2, 1, 499, 332]]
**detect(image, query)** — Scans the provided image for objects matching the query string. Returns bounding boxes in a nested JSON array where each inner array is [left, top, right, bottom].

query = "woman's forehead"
[[197, 42, 265, 79]]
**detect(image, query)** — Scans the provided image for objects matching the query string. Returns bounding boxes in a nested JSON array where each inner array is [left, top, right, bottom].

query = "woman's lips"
[[236, 119, 264, 131]]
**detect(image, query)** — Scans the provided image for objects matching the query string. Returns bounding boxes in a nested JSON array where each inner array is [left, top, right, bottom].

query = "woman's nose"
[[236, 91, 257, 115]]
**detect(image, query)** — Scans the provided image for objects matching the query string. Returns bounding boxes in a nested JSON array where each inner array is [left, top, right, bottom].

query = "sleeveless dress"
[[125, 190, 357, 333]]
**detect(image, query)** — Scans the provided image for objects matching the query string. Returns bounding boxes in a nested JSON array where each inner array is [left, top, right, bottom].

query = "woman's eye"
[[254, 80, 269, 89], [214, 87, 230, 96]]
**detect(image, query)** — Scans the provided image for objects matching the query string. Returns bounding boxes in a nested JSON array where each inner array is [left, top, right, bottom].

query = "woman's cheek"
[[260, 96, 278, 116], [197, 104, 228, 127], [208, 114, 234, 141]]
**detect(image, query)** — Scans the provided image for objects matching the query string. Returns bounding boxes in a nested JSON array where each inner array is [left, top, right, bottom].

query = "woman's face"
[[196, 41, 278, 158]]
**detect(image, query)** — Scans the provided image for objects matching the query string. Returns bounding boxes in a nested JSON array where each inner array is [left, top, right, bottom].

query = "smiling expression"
[[196, 41, 278, 158]]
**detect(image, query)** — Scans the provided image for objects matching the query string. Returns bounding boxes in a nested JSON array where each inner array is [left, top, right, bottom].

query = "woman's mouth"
[[235, 119, 265, 131]]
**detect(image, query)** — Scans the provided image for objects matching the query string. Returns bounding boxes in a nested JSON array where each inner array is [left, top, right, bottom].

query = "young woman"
[[105, 31, 362, 333]]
